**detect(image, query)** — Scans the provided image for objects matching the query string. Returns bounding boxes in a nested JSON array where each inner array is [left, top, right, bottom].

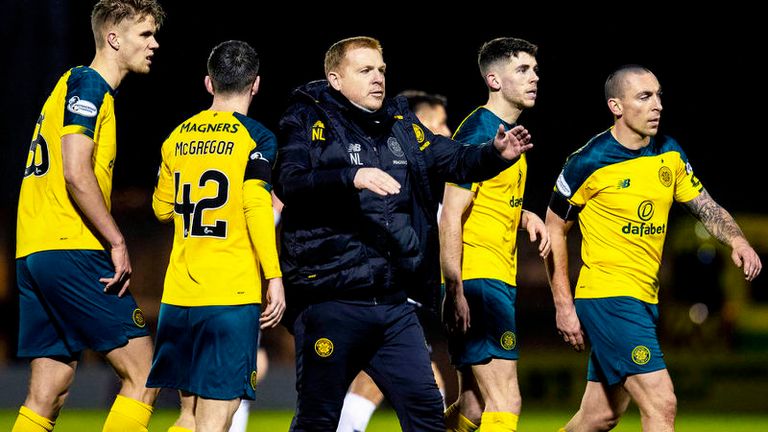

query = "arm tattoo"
[[683, 189, 745, 246]]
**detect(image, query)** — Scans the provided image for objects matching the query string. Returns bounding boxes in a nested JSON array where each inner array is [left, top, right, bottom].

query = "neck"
[[611, 122, 651, 150], [89, 50, 126, 89], [209, 93, 253, 115], [349, 99, 375, 113], [485, 93, 523, 124]]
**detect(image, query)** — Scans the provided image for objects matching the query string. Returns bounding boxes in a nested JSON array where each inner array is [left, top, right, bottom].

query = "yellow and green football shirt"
[[17, 66, 116, 258], [153, 110, 281, 306], [550, 129, 703, 303], [451, 107, 527, 286]]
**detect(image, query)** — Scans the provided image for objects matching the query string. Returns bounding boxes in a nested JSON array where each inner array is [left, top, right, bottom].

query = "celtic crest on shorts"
[[632, 345, 651, 365], [500, 331, 517, 350]]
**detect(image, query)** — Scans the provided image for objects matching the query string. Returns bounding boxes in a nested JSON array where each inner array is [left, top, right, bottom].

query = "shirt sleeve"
[[152, 140, 175, 222], [243, 180, 282, 279], [548, 152, 594, 220], [672, 143, 703, 203], [62, 69, 108, 139]]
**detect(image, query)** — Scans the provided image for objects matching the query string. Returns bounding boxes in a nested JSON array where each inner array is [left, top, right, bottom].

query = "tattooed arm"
[[683, 189, 762, 281]]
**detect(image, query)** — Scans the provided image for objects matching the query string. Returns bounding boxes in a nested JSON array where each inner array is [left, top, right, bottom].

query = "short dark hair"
[[207, 40, 260, 95], [398, 90, 447, 113], [478, 37, 538, 76], [91, 0, 165, 48], [324, 36, 382, 76], [604, 64, 653, 101]]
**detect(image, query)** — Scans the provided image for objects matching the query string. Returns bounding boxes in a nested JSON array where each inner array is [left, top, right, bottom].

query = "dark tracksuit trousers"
[[290, 297, 444, 432]]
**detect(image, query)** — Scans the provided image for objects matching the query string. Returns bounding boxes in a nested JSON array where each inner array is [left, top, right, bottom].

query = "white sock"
[[337, 392, 378, 432], [228, 399, 251, 432]]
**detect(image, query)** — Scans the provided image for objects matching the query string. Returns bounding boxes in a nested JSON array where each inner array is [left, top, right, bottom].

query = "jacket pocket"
[[283, 229, 373, 294]]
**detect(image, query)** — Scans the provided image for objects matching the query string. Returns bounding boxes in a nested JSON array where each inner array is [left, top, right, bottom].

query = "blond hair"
[[324, 36, 382, 76], [91, 0, 165, 48]]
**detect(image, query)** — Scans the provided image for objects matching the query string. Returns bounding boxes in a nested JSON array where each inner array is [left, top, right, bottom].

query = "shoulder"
[[63, 67, 113, 115], [562, 130, 616, 174], [453, 107, 499, 145], [555, 130, 616, 196], [655, 134, 689, 162], [66, 66, 112, 98], [280, 81, 327, 128], [233, 113, 277, 152]]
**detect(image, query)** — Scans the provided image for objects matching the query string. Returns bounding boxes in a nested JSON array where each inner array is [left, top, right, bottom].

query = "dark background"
[[0, 0, 766, 411], [2, 2, 766, 217]]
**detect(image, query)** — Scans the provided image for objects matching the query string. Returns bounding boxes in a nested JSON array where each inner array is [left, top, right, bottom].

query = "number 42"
[[174, 170, 229, 238]]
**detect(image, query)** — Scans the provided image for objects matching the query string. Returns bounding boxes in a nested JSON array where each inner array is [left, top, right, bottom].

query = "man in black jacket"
[[275, 36, 533, 432]]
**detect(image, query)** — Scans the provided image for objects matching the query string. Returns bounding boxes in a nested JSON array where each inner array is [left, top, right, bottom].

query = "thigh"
[[448, 279, 518, 369], [148, 304, 261, 401], [147, 304, 193, 392], [192, 305, 261, 400], [366, 303, 443, 432], [16, 258, 77, 359], [623, 369, 675, 413], [576, 297, 666, 386], [103, 335, 154, 397], [291, 302, 375, 431], [26, 250, 149, 353]]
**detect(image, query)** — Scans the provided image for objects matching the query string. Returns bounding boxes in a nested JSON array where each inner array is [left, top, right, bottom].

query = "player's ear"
[[485, 71, 501, 91], [251, 76, 260, 96], [204, 76, 215, 96], [107, 31, 120, 51], [607, 97, 622, 117]]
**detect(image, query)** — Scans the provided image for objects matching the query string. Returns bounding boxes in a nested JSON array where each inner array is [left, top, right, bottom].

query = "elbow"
[[152, 198, 174, 223], [153, 208, 173, 223], [439, 209, 462, 232], [63, 167, 85, 193]]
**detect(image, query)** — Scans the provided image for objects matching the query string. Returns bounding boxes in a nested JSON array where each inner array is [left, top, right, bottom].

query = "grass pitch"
[[2, 408, 767, 431]]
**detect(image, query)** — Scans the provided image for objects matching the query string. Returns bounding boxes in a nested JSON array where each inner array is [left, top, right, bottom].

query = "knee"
[[456, 398, 483, 426], [585, 408, 622, 431], [654, 392, 677, 423], [26, 388, 69, 418]]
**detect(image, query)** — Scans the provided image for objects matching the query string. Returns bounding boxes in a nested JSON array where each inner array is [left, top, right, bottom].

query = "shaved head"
[[605, 65, 653, 101]]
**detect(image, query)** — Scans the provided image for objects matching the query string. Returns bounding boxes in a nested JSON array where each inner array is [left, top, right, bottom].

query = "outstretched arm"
[[683, 190, 762, 280], [545, 208, 584, 351], [424, 123, 532, 185]]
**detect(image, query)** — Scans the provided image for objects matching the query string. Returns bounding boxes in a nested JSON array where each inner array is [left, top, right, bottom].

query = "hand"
[[100, 241, 132, 297], [556, 303, 585, 352], [442, 282, 471, 334], [353, 167, 401, 196], [525, 212, 551, 258], [731, 239, 762, 281], [493, 124, 533, 161], [260, 278, 286, 329]]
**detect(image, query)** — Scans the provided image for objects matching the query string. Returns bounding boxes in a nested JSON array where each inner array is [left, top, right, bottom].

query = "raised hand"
[[493, 124, 533, 161]]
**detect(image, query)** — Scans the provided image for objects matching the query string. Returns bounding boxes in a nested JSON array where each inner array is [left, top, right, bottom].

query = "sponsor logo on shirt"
[[556, 172, 571, 197], [67, 96, 98, 117]]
